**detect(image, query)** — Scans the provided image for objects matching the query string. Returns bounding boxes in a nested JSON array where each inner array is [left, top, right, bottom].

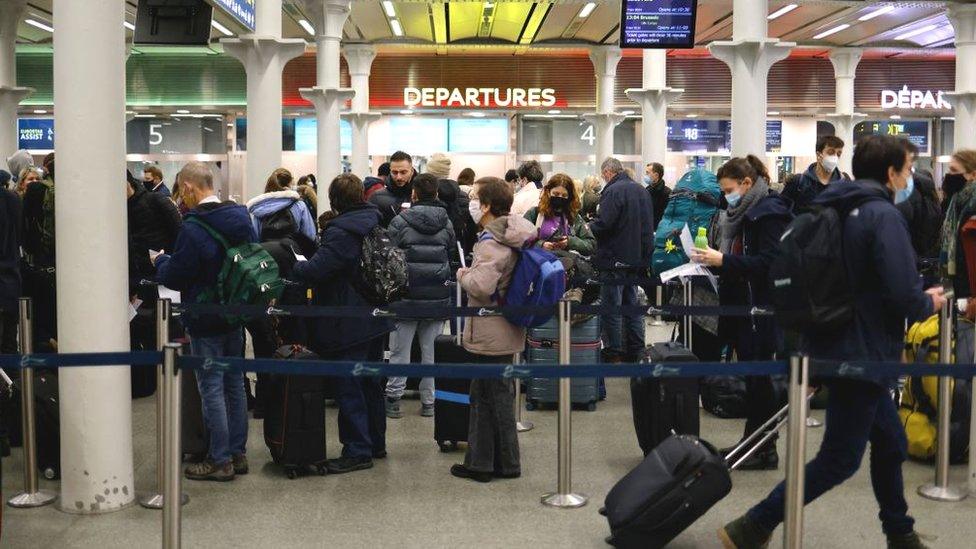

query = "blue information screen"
[[620, 0, 698, 49], [211, 0, 256, 32], [294, 118, 352, 155], [18, 118, 54, 151], [666, 120, 783, 153], [390, 118, 448, 155], [854, 121, 929, 153], [448, 119, 508, 153]]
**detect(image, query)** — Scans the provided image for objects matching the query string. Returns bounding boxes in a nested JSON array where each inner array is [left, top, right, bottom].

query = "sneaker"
[[718, 515, 771, 549], [184, 459, 235, 482], [887, 532, 930, 549], [232, 454, 249, 475], [326, 456, 373, 474], [385, 398, 403, 419], [421, 403, 435, 417], [450, 464, 492, 483]]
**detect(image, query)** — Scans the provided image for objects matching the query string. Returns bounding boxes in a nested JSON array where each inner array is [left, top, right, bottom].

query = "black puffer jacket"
[[127, 183, 182, 293], [369, 175, 414, 227], [0, 188, 22, 311], [389, 200, 457, 304]]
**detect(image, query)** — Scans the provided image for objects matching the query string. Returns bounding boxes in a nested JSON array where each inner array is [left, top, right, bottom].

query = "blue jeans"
[[600, 272, 645, 357], [748, 380, 914, 536], [332, 338, 386, 459], [190, 330, 247, 466]]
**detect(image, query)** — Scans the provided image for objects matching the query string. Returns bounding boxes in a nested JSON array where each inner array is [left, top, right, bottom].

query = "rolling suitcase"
[[181, 367, 210, 463], [1, 369, 60, 479], [632, 342, 700, 455], [602, 404, 790, 548], [433, 334, 475, 452], [524, 337, 600, 411], [263, 344, 329, 478]]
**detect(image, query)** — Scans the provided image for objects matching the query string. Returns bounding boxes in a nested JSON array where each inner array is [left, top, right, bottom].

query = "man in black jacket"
[[644, 162, 670, 231], [590, 157, 655, 362], [368, 150, 415, 227], [0, 185, 21, 353], [894, 141, 941, 281]]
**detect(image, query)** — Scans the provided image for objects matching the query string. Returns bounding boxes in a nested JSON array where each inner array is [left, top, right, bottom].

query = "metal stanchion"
[[542, 299, 588, 509], [141, 299, 188, 509], [682, 279, 693, 351], [161, 344, 183, 549], [513, 353, 533, 433], [783, 355, 809, 549], [919, 294, 967, 502], [7, 298, 56, 508], [650, 285, 664, 327]]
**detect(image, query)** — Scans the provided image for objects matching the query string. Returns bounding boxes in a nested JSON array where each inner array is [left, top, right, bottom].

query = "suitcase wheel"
[[437, 441, 457, 453], [286, 469, 298, 480], [525, 400, 537, 411], [586, 402, 597, 412], [598, 506, 607, 516]]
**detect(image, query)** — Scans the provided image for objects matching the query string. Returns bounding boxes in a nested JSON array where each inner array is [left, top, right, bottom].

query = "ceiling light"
[[177, 109, 190, 114], [686, 113, 698, 118], [211, 20, 233, 37], [621, 110, 635, 116], [123, 21, 135, 31], [548, 109, 561, 114], [579, 2, 596, 18], [895, 24, 938, 41], [227, 123, 234, 127], [767, 111, 780, 116], [382, 1, 396, 18], [859, 5, 895, 22], [134, 114, 156, 118], [813, 24, 850, 40], [467, 112, 486, 118], [390, 19, 403, 37], [298, 19, 315, 36], [25, 18, 53, 33], [768, 4, 798, 20], [33, 109, 47, 114], [890, 114, 902, 120], [400, 109, 413, 115]]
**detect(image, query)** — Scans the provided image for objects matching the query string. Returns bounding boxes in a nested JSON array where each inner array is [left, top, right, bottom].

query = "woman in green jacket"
[[524, 172, 596, 256]]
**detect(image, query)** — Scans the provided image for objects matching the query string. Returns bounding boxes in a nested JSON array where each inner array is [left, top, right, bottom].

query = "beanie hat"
[[426, 153, 451, 178], [6, 149, 34, 180]]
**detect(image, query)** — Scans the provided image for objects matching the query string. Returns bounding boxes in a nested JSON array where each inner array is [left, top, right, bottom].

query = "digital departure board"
[[853, 120, 930, 153], [620, 0, 698, 49]]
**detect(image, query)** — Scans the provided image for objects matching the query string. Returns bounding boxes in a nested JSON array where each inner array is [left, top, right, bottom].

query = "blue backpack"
[[483, 233, 566, 328], [652, 169, 721, 274]]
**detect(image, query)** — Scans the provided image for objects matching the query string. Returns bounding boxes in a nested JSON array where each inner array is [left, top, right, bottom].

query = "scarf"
[[941, 180, 976, 276], [718, 178, 769, 254]]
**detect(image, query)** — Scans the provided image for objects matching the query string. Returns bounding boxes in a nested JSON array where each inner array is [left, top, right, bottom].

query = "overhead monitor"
[[134, 0, 214, 46], [620, 0, 698, 49], [390, 118, 448, 155], [448, 119, 509, 153], [853, 120, 930, 153]]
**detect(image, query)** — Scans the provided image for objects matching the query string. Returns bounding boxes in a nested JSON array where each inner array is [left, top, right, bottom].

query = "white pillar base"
[[709, 39, 794, 158], [626, 88, 684, 168], [0, 85, 33, 160], [824, 113, 867, 176], [583, 113, 626, 166], [344, 112, 381, 179], [946, 91, 976, 151], [301, 87, 355, 205]]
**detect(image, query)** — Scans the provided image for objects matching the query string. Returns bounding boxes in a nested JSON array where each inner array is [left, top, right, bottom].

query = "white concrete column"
[[223, 0, 306, 200], [342, 44, 380, 178], [53, 0, 133, 514], [0, 0, 32, 163], [708, 0, 794, 158], [626, 49, 683, 169], [947, 3, 976, 151], [825, 48, 865, 175], [586, 46, 624, 165], [300, 0, 354, 205]]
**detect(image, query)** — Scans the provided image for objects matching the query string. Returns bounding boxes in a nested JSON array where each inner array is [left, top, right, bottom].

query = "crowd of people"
[[3, 132, 976, 549]]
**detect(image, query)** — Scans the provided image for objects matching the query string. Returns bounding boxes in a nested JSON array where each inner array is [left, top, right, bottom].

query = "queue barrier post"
[[7, 297, 57, 508], [541, 299, 588, 509], [783, 354, 809, 549], [918, 293, 967, 502], [650, 285, 664, 327], [513, 353, 533, 433], [141, 299, 188, 509], [161, 344, 183, 549]]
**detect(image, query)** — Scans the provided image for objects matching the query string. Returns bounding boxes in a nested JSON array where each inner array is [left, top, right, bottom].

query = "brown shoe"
[[184, 459, 235, 481], [232, 454, 249, 475]]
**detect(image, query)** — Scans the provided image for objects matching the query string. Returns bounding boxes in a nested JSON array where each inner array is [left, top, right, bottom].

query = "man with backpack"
[[721, 135, 946, 549], [781, 135, 850, 211], [153, 162, 259, 482], [369, 151, 416, 227], [590, 157, 655, 363]]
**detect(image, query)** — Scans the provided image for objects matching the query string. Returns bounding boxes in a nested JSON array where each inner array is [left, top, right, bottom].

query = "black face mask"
[[944, 173, 969, 197], [549, 196, 569, 213]]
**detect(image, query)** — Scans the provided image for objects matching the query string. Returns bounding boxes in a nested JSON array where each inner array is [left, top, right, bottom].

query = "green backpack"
[[185, 217, 284, 325]]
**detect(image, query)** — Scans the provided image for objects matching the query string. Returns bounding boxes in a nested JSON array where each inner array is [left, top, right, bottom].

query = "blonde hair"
[[583, 175, 601, 193]]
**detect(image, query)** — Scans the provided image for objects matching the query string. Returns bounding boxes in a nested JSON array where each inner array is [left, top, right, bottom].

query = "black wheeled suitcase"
[[632, 342, 700, 455], [1, 369, 60, 479], [433, 334, 475, 452], [181, 367, 210, 463], [263, 344, 328, 478]]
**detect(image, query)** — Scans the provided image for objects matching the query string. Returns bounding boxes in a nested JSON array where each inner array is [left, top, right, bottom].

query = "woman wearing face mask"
[[691, 155, 793, 470], [523, 173, 596, 256], [939, 150, 976, 316]]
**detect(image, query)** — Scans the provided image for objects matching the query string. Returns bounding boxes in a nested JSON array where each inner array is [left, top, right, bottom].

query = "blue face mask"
[[725, 191, 742, 208], [642, 174, 652, 187], [894, 175, 914, 205]]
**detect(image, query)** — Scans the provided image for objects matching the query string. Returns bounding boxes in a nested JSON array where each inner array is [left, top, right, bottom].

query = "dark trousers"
[[737, 346, 783, 451], [1, 309, 17, 354], [329, 338, 386, 459], [246, 317, 277, 413], [464, 354, 520, 475], [748, 380, 914, 536]]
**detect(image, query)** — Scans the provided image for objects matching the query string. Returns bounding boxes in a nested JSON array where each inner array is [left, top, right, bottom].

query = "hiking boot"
[[718, 515, 771, 549], [450, 464, 492, 483], [421, 403, 435, 417], [887, 532, 930, 549], [326, 456, 373, 474], [232, 454, 249, 475], [385, 398, 403, 419], [184, 459, 235, 482]]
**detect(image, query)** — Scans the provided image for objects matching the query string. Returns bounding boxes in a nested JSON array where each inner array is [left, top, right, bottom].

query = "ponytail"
[[716, 155, 769, 183]]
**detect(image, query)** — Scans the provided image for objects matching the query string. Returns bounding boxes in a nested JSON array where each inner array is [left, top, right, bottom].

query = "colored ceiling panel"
[[449, 2, 487, 42], [490, 2, 534, 43], [398, 2, 435, 43], [519, 2, 551, 45], [431, 2, 448, 44]]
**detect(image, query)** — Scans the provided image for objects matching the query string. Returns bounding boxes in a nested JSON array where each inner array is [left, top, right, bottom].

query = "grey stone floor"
[[3, 323, 976, 548]]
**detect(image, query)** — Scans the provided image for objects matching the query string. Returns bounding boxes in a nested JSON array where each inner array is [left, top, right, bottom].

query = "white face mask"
[[468, 198, 484, 225], [821, 155, 840, 173]]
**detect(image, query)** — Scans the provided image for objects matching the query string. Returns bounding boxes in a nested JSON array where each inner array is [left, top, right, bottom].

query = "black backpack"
[[353, 225, 409, 305], [769, 198, 879, 332], [260, 202, 300, 243]]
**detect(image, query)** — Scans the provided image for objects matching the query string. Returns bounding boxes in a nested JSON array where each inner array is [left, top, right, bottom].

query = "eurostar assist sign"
[[404, 87, 557, 109]]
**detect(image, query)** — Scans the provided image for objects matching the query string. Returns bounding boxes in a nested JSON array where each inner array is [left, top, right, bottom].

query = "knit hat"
[[6, 149, 34, 180], [426, 153, 451, 178]]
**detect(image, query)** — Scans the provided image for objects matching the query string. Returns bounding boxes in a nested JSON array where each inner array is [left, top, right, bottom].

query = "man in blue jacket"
[[590, 157, 655, 362], [720, 136, 946, 549], [153, 162, 256, 482], [293, 174, 393, 474]]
